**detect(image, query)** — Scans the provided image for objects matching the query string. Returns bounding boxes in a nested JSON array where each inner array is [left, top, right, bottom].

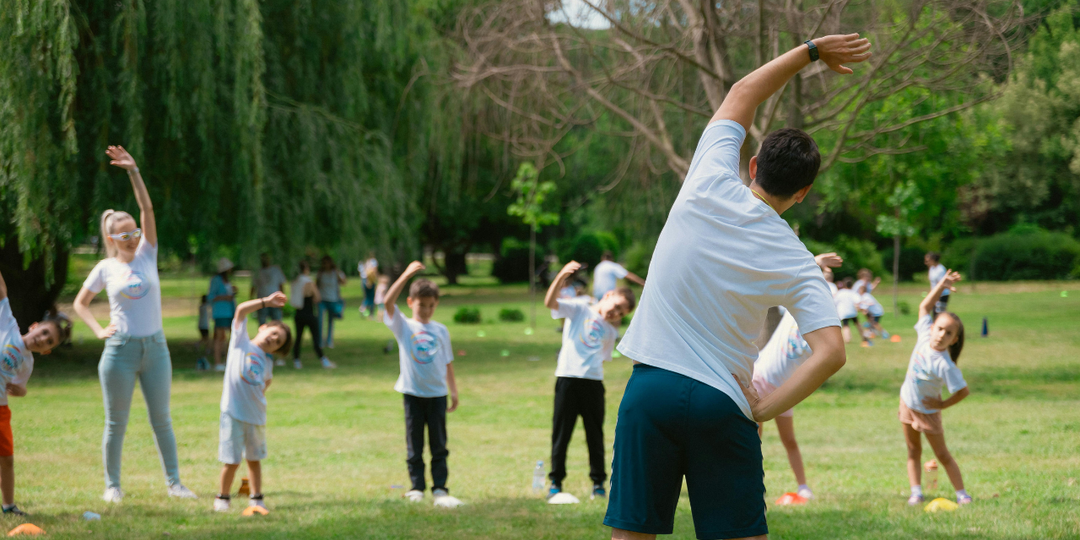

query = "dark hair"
[[200, 294, 208, 303], [938, 312, 965, 364], [601, 250, 614, 260], [755, 128, 821, 199], [264, 320, 293, 355], [841, 277, 854, 289], [298, 260, 310, 273], [42, 319, 72, 347], [614, 287, 636, 312], [409, 278, 440, 299], [926, 251, 941, 263]]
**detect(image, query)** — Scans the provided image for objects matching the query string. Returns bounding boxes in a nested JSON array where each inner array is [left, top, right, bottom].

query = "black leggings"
[[293, 313, 323, 359]]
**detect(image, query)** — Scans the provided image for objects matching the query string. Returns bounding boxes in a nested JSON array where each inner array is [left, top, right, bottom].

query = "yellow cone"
[[923, 498, 959, 513], [7, 524, 45, 536]]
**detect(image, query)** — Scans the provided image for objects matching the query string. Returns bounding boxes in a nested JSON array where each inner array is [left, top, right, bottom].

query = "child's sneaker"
[[590, 484, 606, 500], [797, 486, 814, 500], [957, 494, 973, 505], [403, 490, 424, 503], [196, 358, 209, 371], [293, 360, 303, 369], [214, 363, 226, 372], [321, 357, 337, 369], [274, 358, 286, 367], [249, 496, 266, 509], [546, 483, 561, 500], [907, 494, 924, 506], [2, 505, 27, 516], [102, 487, 124, 503], [213, 496, 230, 512], [432, 489, 463, 508], [167, 484, 198, 499], [882, 330, 891, 339]]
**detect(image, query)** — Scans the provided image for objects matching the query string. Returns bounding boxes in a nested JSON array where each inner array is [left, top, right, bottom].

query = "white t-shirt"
[[928, 264, 949, 297], [0, 299, 34, 407], [551, 298, 617, 381], [592, 260, 629, 298], [834, 289, 860, 319], [753, 309, 811, 389], [253, 266, 286, 298], [828, 282, 838, 297], [290, 275, 312, 309], [82, 240, 163, 337], [853, 278, 875, 295], [616, 120, 840, 421], [859, 292, 884, 317], [220, 317, 274, 425], [385, 309, 453, 398], [900, 315, 966, 414]]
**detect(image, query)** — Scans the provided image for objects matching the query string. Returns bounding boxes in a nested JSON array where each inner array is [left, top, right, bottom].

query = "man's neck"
[[747, 181, 792, 215]]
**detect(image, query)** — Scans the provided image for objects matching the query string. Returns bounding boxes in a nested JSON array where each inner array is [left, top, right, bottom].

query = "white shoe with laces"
[[797, 487, 814, 500], [249, 498, 266, 509], [168, 484, 198, 499], [103, 487, 124, 503], [321, 357, 337, 369], [432, 489, 463, 508], [213, 497, 230, 512], [403, 490, 424, 503], [293, 359, 303, 369]]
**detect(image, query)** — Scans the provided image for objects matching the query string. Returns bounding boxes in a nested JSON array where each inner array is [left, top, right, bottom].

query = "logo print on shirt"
[[0, 344, 21, 379], [241, 351, 265, 386], [409, 331, 439, 365], [580, 317, 605, 350], [120, 270, 149, 300]]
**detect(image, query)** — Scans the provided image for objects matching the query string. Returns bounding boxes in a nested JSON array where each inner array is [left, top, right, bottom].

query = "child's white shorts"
[[218, 412, 267, 464]]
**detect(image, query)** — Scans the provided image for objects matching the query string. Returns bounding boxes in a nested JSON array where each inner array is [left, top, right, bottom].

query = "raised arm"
[[384, 261, 425, 318], [625, 271, 646, 287], [814, 252, 844, 269], [106, 146, 156, 248], [545, 261, 582, 310], [736, 325, 846, 422], [234, 292, 287, 324], [919, 270, 961, 319], [712, 34, 871, 130]]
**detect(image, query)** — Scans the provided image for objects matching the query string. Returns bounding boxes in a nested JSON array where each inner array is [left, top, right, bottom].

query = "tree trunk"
[[892, 235, 901, 317], [529, 224, 536, 328], [443, 250, 469, 286], [0, 241, 70, 334]]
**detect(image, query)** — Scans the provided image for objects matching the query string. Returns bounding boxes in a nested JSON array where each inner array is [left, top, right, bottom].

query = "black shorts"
[[841, 317, 860, 327], [604, 364, 767, 539], [199, 328, 209, 339]]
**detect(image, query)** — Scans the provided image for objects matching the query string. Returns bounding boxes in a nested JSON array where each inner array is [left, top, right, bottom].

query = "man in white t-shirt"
[[544, 261, 635, 501], [925, 252, 953, 315], [0, 269, 66, 516], [592, 253, 644, 300], [604, 34, 869, 540], [250, 254, 287, 325]]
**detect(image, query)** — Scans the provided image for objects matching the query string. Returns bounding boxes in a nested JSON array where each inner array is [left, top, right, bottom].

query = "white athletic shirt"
[[385, 309, 453, 398], [253, 265, 286, 298], [828, 282, 838, 297], [552, 297, 617, 381], [617, 120, 840, 421], [834, 289, 860, 319], [82, 239, 163, 337], [859, 292, 885, 317], [592, 260, 629, 298], [853, 278, 875, 295], [928, 264, 949, 297], [0, 299, 34, 407], [290, 275, 312, 309], [220, 317, 274, 425], [900, 315, 966, 414], [753, 309, 812, 389]]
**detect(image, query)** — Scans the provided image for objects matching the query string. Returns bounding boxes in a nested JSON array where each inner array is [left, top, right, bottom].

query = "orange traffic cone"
[[890, 334, 902, 343], [7, 524, 45, 536], [774, 492, 809, 506], [241, 505, 269, 516]]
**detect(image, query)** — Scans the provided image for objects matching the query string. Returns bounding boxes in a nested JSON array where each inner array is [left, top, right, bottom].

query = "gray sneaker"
[[167, 484, 198, 499]]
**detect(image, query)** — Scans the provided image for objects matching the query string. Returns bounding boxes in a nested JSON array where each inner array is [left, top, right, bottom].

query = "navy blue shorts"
[[604, 364, 767, 539]]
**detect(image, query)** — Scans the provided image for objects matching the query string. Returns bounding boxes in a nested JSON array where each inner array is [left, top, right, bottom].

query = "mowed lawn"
[[9, 274, 1080, 539]]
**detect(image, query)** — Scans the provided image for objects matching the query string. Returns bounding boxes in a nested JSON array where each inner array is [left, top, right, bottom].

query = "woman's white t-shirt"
[[82, 240, 163, 337], [900, 315, 966, 414]]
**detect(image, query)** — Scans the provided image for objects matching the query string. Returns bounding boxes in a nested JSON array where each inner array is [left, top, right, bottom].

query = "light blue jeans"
[[99, 330, 181, 489], [318, 300, 337, 348]]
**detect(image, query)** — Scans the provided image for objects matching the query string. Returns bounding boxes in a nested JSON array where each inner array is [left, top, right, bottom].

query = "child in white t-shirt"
[[856, 284, 889, 338], [0, 269, 67, 516], [899, 268, 970, 506], [543, 261, 635, 500], [383, 261, 462, 508], [925, 252, 953, 315], [213, 292, 292, 513], [373, 275, 389, 320], [834, 278, 868, 345]]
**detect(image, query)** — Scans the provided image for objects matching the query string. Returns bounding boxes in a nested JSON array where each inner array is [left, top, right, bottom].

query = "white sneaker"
[[321, 357, 337, 369], [432, 489, 463, 508], [213, 497, 230, 512], [293, 360, 303, 369], [274, 358, 285, 367], [797, 486, 814, 500], [403, 490, 424, 503], [214, 364, 226, 372], [249, 498, 266, 509], [168, 484, 198, 499], [102, 487, 124, 503]]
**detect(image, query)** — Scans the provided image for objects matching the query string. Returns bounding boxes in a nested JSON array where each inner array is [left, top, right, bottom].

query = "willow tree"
[[2, 0, 457, 327]]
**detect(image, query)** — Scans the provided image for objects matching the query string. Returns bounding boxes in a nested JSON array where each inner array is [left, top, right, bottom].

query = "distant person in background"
[[250, 254, 286, 325], [592, 252, 645, 300], [292, 261, 334, 369], [823, 268, 838, 297], [196, 295, 211, 371], [209, 258, 237, 372], [834, 278, 868, 345], [374, 275, 390, 322], [925, 252, 954, 315], [317, 256, 346, 349], [360, 251, 379, 319], [853, 268, 880, 296], [857, 284, 889, 339]]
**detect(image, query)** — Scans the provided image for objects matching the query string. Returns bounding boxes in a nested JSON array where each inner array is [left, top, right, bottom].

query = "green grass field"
[[9, 268, 1080, 539]]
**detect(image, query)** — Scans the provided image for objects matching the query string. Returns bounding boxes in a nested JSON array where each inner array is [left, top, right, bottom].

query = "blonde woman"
[[72, 146, 196, 503]]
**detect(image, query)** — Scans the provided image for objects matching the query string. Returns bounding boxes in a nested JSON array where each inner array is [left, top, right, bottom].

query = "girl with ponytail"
[[898, 268, 971, 507], [72, 146, 196, 503]]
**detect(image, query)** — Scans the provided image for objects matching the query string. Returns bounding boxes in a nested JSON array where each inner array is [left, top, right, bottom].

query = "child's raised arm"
[[545, 261, 582, 310], [384, 261, 425, 318], [919, 270, 961, 319], [235, 292, 287, 325]]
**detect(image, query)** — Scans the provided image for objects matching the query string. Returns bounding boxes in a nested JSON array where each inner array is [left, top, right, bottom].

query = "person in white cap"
[[209, 257, 237, 371]]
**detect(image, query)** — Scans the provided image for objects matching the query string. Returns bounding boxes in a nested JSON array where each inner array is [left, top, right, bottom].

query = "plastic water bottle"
[[924, 459, 938, 490], [532, 461, 546, 493]]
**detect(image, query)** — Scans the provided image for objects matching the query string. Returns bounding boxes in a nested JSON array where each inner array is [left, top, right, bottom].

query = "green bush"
[[965, 230, 1080, 280], [561, 232, 620, 270], [453, 307, 482, 324], [623, 237, 658, 278], [498, 308, 525, 322], [491, 238, 531, 284], [803, 236, 887, 281]]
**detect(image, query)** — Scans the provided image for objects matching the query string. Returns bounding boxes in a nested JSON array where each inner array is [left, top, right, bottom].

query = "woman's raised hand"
[[106, 145, 138, 171]]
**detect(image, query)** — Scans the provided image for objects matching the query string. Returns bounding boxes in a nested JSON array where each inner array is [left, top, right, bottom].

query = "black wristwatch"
[[805, 40, 819, 61]]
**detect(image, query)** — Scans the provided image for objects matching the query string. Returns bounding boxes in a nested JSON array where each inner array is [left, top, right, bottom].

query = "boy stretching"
[[384, 262, 463, 508], [544, 261, 635, 501], [214, 292, 292, 512], [605, 34, 869, 540]]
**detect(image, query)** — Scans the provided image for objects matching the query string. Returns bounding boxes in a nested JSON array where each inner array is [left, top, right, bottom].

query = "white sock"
[[2, 504, 14, 511], [956, 489, 969, 499], [911, 485, 923, 497]]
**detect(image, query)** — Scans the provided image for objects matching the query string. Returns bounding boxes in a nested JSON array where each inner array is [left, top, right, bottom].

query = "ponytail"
[[943, 312, 965, 364], [99, 209, 134, 259]]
